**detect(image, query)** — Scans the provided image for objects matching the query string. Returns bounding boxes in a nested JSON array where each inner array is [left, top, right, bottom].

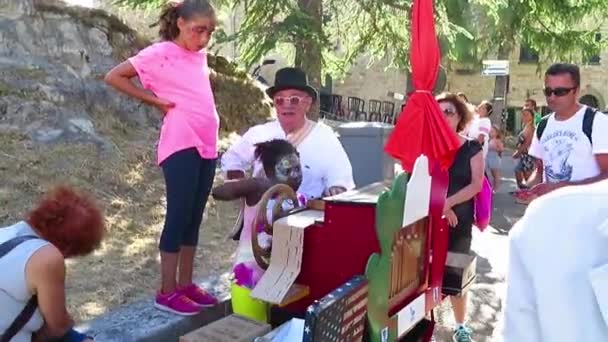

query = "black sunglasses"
[[543, 86, 577, 97]]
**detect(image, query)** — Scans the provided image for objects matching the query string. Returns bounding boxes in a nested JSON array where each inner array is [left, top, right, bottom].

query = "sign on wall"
[[482, 60, 510, 76]]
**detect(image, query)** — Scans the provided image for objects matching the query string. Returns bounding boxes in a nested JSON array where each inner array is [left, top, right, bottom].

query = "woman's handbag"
[[474, 176, 493, 231]]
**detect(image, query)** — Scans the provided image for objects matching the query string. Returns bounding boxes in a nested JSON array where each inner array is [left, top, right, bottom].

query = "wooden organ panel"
[[388, 217, 429, 312]]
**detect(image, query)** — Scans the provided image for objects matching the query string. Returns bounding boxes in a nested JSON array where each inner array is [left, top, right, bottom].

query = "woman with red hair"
[[0, 186, 105, 342]]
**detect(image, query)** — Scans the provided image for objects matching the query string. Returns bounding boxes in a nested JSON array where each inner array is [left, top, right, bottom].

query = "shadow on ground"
[[432, 255, 504, 342]]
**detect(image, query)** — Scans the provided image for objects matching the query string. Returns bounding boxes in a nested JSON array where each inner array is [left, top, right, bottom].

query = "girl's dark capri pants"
[[159, 147, 216, 253]]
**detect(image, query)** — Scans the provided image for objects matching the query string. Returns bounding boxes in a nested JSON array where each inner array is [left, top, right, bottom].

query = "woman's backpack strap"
[[0, 235, 40, 342]]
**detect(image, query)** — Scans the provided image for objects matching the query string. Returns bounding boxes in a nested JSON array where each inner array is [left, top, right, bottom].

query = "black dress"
[[447, 140, 482, 253]]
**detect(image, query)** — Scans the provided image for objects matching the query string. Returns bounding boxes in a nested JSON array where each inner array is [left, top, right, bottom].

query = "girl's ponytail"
[[153, 3, 181, 41]]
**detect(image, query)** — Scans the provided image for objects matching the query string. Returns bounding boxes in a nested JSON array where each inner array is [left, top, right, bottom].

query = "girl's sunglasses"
[[543, 86, 576, 97], [274, 96, 306, 106]]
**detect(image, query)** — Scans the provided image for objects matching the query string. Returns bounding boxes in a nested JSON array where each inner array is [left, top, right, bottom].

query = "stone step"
[[79, 273, 233, 342]]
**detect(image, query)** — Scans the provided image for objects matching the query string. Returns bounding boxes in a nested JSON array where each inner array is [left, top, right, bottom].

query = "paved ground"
[[432, 154, 527, 342]]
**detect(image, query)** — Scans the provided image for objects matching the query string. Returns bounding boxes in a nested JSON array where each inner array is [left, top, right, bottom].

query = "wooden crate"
[[179, 314, 271, 342]]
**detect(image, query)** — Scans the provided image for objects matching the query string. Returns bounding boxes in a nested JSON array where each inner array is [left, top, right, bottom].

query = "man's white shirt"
[[529, 106, 608, 183], [221, 120, 355, 199]]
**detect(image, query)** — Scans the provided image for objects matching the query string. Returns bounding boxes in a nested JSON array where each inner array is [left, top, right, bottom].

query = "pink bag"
[[474, 176, 493, 231]]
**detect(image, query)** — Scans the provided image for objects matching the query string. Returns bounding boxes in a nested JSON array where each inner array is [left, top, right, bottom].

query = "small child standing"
[[105, 0, 219, 316], [212, 139, 305, 288], [487, 126, 504, 192]]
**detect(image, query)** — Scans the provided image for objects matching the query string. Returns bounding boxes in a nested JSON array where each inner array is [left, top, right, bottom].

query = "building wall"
[[330, 56, 408, 108], [244, 53, 408, 115], [447, 41, 608, 111]]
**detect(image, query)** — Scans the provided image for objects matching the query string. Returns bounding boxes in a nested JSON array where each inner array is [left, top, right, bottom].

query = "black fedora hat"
[[266, 67, 318, 101]]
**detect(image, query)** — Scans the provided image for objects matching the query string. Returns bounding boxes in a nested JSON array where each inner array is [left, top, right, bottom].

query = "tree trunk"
[[492, 45, 511, 129], [295, 0, 322, 121]]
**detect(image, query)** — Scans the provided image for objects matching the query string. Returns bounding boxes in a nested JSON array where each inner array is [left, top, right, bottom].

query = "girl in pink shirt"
[[105, 0, 219, 316]]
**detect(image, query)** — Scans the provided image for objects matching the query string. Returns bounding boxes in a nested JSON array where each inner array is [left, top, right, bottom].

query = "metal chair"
[[347, 96, 367, 121], [368, 100, 382, 121], [382, 101, 396, 124], [330, 94, 346, 121], [319, 93, 332, 119]]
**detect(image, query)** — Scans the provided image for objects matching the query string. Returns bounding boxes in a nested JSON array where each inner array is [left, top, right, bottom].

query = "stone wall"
[[0, 0, 153, 147], [0, 0, 271, 147], [447, 34, 608, 111], [331, 56, 407, 110]]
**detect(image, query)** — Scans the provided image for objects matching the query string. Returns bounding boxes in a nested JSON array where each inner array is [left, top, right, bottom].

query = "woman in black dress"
[[437, 92, 485, 342]]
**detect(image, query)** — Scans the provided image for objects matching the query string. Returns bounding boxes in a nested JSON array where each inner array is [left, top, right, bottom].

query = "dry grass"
[[0, 113, 243, 322]]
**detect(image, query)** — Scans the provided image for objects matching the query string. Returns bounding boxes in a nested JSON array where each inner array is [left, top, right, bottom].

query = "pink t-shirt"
[[129, 41, 219, 165]]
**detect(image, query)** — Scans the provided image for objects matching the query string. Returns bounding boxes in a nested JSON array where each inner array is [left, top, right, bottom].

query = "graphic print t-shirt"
[[528, 106, 608, 183]]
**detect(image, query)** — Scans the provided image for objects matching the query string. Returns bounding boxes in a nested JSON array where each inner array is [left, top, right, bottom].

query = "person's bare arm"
[[27, 245, 73, 339], [212, 178, 268, 205], [445, 151, 484, 209], [104, 61, 173, 113]]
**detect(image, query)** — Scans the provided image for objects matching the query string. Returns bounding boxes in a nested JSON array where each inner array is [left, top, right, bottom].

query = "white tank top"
[[0, 221, 49, 342]]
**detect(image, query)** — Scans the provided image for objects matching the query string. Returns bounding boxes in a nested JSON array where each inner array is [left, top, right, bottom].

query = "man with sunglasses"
[[221, 67, 355, 201], [527, 63, 608, 198]]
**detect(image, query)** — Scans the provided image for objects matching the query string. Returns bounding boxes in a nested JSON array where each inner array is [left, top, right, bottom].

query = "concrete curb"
[[78, 273, 233, 342]]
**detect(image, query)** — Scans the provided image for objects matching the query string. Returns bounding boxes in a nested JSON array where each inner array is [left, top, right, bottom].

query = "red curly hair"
[[26, 186, 105, 258]]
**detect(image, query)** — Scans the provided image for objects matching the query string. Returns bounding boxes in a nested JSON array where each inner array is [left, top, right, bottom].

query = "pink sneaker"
[[154, 290, 202, 316], [179, 283, 218, 307]]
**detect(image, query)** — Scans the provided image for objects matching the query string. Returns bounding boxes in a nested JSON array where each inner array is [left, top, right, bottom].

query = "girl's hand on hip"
[[153, 98, 175, 115]]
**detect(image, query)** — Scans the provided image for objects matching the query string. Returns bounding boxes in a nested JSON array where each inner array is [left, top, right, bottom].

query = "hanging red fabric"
[[384, 0, 460, 172]]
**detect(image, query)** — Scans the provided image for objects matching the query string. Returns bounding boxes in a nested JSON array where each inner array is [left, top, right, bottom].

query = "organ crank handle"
[[252, 184, 300, 270]]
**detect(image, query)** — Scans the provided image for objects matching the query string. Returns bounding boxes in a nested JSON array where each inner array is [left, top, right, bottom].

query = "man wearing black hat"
[[221, 67, 355, 200]]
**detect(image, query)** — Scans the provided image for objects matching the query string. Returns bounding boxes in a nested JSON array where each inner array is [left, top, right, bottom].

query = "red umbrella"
[[384, 0, 460, 172]]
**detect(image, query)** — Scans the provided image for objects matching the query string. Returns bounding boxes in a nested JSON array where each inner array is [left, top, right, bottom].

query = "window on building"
[[519, 44, 539, 63], [586, 33, 601, 65]]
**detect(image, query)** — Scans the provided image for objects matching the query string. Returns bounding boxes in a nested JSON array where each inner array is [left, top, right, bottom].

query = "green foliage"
[[225, 0, 329, 70], [115, 0, 608, 77], [470, 0, 608, 63]]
